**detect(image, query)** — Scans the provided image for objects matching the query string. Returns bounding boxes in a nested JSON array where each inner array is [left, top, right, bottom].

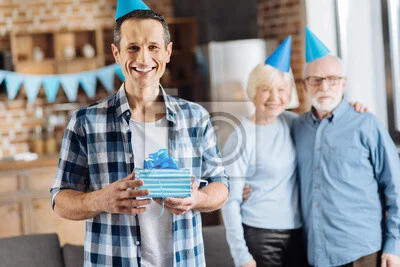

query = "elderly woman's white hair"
[[246, 63, 296, 103]]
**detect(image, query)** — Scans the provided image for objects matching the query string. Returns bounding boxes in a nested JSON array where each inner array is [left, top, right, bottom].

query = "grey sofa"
[[0, 225, 234, 267]]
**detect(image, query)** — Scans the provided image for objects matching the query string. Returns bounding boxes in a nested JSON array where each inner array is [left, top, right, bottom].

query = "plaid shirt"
[[51, 85, 229, 267]]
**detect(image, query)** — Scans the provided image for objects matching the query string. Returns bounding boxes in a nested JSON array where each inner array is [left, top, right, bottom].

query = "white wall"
[[305, 0, 388, 126]]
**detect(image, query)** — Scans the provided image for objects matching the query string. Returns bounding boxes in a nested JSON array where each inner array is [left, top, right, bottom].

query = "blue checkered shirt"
[[50, 85, 229, 267]]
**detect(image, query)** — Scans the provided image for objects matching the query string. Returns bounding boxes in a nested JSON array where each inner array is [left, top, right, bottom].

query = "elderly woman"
[[221, 37, 306, 267]]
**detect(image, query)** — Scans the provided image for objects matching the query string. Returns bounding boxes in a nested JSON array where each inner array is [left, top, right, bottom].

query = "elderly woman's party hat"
[[265, 36, 292, 73]]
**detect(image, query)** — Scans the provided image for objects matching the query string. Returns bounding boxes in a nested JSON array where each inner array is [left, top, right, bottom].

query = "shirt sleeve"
[[199, 114, 229, 188], [50, 111, 89, 208], [369, 117, 400, 256], [221, 128, 254, 267]]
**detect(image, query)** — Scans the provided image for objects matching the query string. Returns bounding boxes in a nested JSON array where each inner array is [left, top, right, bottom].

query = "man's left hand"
[[381, 253, 400, 267], [153, 181, 201, 215]]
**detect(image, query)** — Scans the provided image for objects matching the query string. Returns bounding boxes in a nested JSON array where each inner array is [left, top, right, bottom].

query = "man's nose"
[[319, 79, 329, 91], [137, 48, 149, 63]]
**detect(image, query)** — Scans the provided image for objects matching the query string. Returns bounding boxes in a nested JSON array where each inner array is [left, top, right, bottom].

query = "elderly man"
[[50, 0, 229, 266], [293, 27, 400, 267]]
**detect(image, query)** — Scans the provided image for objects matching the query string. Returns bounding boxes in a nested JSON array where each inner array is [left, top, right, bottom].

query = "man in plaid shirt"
[[50, 1, 229, 266]]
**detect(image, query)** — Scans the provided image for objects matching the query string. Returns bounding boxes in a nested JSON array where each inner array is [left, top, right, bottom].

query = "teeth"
[[135, 67, 152, 73]]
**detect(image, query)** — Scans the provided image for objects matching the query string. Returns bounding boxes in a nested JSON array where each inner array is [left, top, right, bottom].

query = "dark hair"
[[114, 9, 171, 49]]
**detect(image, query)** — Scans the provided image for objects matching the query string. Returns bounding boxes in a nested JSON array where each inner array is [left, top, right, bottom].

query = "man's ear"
[[342, 77, 347, 92], [166, 42, 173, 63], [302, 80, 308, 93], [111, 43, 119, 64]]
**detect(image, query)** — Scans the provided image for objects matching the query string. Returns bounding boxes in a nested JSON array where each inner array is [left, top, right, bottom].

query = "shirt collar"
[[308, 98, 350, 125], [114, 83, 178, 123]]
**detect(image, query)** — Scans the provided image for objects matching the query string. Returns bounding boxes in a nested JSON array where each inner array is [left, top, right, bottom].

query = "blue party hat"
[[116, 0, 150, 21], [265, 36, 292, 73], [305, 26, 330, 63]]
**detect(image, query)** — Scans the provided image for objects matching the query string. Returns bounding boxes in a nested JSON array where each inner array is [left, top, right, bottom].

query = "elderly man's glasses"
[[305, 76, 343, 86]]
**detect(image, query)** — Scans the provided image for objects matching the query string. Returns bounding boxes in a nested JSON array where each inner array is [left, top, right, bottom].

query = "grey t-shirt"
[[130, 117, 173, 267]]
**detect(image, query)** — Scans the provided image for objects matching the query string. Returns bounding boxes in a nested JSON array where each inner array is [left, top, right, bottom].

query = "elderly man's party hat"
[[116, 0, 150, 21], [305, 26, 330, 63], [265, 36, 292, 73]]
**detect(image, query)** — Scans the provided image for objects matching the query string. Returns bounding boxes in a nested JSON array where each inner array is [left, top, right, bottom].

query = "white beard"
[[309, 92, 342, 113]]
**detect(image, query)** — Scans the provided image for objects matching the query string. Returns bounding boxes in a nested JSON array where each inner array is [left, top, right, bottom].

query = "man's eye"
[[128, 46, 139, 51], [149, 45, 159, 50]]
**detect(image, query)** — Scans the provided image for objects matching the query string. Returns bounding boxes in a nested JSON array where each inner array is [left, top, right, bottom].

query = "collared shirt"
[[293, 99, 400, 266], [50, 85, 229, 267]]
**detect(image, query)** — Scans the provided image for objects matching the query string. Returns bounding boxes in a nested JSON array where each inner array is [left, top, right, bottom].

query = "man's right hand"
[[95, 172, 151, 214], [241, 258, 256, 267]]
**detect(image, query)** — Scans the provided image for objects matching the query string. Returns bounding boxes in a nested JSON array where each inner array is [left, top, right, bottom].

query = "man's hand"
[[350, 101, 369, 113], [243, 184, 252, 203], [381, 253, 400, 267], [153, 181, 201, 215], [95, 172, 151, 214], [241, 258, 256, 267]]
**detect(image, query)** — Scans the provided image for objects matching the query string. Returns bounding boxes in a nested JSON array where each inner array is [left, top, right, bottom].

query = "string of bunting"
[[0, 64, 125, 103]]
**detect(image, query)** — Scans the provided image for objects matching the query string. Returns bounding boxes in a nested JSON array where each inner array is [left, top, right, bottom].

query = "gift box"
[[135, 168, 192, 198], [135, 148, 192, 198]]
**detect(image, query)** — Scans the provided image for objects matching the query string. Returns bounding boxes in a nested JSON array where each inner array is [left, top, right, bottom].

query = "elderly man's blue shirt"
[[293, 99, 400, 266]]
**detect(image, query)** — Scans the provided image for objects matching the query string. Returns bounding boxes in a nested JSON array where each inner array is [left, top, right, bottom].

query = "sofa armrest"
[[0, 233, 64, 267], [203, 225, 234, 267], [62, 244, 84, 267]]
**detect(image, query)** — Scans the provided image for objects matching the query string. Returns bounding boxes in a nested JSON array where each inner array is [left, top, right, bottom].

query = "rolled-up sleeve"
[[200, 115, 229, 189], [50, 111, 89, 208]]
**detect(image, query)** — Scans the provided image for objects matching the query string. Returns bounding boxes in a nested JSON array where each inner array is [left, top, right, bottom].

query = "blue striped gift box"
[[135, 168, 192, 198]]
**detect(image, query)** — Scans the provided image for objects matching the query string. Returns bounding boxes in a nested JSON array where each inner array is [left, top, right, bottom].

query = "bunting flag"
[[59, 74, 80, 102], [24, 75, 43, 103], [0, 64, 125, 103], [0, 71, 6, 85], [43, 76, 60, 103], [79, 71, 97, 99], [5, 72, 23, 100], [96, 65, 115, 93], [115, 65, 125, 82]]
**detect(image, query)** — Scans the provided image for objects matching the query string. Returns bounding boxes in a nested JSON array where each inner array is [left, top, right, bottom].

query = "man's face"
[[304, 55, 346, 113], [254, 79, 291, 119], [112, 19, 172, 91]]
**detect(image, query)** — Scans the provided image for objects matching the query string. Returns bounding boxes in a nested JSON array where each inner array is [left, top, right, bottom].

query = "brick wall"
[[0, 0, 173, 158], [257, 0, 309, 113]]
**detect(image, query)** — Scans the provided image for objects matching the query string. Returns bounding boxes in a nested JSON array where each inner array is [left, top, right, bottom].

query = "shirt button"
[[316, 203, 320, 208], [315, 185, 319, 189], [126, 127, 129, 131], [315, 166, 320, 170], [135, 241, 140, 245], [317, 148, 321, 151], [128, 154, 133, 158]]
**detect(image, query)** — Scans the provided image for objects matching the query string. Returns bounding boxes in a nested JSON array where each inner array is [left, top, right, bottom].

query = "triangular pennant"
[[79, 71, 97, 99], [305, 26, 331, 63], [59, 74, 80, 102], [0, 70, 6, 85], [24, 75, 43, 103], [43, 76, 60, 103], [115, 64, 125, 82], [97, 65, 115, 93], [116, 0, 150, 21], [5, 72, 23, 100], [265, 36, 292, 73]]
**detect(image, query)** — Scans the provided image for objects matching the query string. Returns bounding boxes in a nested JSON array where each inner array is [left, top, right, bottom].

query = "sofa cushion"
[[202, 225, 234, 267], [0, 233, 63, 267], [62, 244, 84, 267]]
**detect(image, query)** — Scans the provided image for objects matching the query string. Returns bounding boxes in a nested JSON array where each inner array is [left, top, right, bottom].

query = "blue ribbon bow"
[[143, 148, 179, 170]]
